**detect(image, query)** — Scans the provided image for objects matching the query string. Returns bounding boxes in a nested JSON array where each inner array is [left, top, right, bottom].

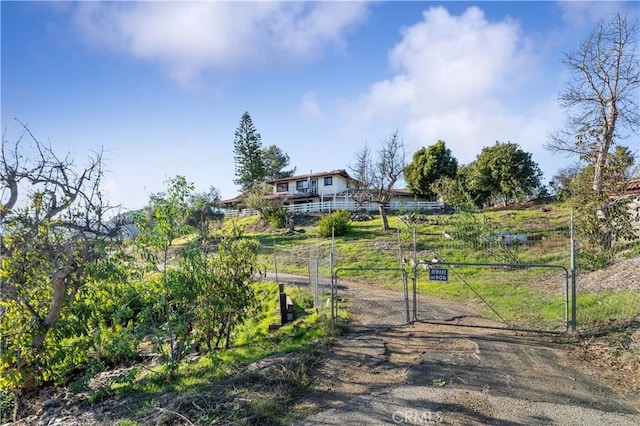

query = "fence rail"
[[224, 200, 445, 217]]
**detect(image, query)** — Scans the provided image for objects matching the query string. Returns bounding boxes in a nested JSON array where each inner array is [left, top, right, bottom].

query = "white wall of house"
[[273, 172, 350, 197]]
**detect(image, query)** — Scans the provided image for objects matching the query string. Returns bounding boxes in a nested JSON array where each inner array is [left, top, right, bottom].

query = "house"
[[269, 169, 355, 207], [221, 169, 354, 211], [623, 178, 640, 195], [622, 178, 640, 233], [221, 169, 444, 215]]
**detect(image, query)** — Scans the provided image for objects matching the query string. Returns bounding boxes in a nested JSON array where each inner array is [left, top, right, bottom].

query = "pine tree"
[[233, 112, 265, 192]]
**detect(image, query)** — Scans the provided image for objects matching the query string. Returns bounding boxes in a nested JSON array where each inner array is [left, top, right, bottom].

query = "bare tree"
[[547, 12, 639, 195], [1, 121, 118, 403], [350, 131, 406, 231]]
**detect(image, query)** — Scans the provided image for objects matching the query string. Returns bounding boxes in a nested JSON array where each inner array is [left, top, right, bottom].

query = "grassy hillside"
[[230, 202, 638, 332], [3, 200, 637, 424]]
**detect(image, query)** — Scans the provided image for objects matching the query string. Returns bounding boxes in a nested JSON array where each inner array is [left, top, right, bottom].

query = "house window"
[[276, 182, 289, 193], [296, 180, 309, 191], [324, 176, 333, 186]]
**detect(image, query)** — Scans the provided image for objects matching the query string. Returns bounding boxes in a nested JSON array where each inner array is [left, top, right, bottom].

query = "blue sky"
[[2, 1, 638, 211]]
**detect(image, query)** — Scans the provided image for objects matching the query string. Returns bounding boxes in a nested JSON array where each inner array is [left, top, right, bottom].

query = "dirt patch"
[[6, 267, 639, 425], [577, 255, 640, 293], [296, 278, 640, 425], [572, 324, 640, 395]]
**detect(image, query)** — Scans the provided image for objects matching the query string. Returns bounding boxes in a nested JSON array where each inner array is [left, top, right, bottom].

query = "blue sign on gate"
[[429, 267, 449, 281]]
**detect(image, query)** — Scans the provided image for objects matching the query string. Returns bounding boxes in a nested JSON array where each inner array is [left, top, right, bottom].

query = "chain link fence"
[[254, 208, 639, 333], [398, 210, 639, 334], [257, 241, 334, 312]]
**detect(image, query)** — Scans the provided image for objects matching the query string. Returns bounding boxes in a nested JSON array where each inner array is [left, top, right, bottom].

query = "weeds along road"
[[271, 274, 640, 425]]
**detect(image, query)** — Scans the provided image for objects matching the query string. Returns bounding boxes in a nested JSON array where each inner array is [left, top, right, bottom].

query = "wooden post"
[[279, 283, 288, 325]]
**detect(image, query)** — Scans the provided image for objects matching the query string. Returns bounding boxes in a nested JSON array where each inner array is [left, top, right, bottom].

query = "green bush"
[[262, 207, 287, 228], [0, 389, 14, 423], [317, 210, 351, 237], [578, 248, 613, 272]]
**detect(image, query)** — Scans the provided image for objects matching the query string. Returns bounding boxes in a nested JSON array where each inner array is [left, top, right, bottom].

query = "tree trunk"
[[224, 311, 233, 349], [30, 264, 76, 351], [12, 389, 25, 422], [593, 148, 607, 195], [162, 249, 175, 361], [597, 206, 613, 252], [593, 100, 617, 194], [379, 204, 389, 231], [594, 100, 617, 250]]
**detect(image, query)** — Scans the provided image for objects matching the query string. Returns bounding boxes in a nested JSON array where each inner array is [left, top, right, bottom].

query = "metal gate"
[[412, 261, 570, 334], [332, 267, 411, 328]]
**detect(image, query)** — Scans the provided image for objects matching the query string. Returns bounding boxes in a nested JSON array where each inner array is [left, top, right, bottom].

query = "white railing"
[[223, 200, 445, 217]]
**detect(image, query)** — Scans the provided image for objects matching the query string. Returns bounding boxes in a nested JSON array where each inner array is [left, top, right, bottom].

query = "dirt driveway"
[[294, 279, 640, 425]]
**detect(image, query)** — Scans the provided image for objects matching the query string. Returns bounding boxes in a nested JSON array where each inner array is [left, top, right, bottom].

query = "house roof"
[[625, 178, 640, 194], [267, 169, 353, 184], [220, 190, 315, 206]]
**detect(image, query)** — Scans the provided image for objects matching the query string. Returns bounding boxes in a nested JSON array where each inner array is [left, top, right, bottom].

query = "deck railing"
[[223, 200, 445, 217]]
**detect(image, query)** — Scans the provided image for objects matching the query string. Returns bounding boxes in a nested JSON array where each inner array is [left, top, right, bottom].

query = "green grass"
[[415, 265, 570, 331], [577, 290, 640, 327], [49, 202, 637, 424], [86, 280, 335, 423], [242, 204, 637, 332]]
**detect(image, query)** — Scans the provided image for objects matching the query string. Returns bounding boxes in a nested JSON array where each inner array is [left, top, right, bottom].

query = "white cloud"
[[71, 1, 368, 84], [341, 6, 555, 169], [558, 0, 629, 29]]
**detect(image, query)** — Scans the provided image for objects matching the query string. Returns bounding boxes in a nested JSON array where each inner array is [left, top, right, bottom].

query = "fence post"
[[397, 224, 403, 269], [330, 226, 336, 323], [403, 272, 410, 324], [570, 210, 577, 333], [315, 244, 320, 310], [273, 240, 278, 284], [412, 228, 418, 321], [279, 283, 288, 325]]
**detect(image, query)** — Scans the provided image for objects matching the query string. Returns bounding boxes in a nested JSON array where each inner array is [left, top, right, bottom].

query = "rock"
[[42, 399, 60, 408]]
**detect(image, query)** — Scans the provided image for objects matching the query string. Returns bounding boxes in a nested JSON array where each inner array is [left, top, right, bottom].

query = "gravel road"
[[290, 278, 640, 425]]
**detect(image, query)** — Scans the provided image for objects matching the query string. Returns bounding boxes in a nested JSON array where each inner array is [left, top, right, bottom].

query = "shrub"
[[317, 210, 351, 237], [579, 248, 613, 272], [262, 207, 287, 228]]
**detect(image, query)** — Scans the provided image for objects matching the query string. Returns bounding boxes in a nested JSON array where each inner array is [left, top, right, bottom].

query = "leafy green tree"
[[244, 188, 286, 228], [262, 144, 296, 181], [551, 164, 582, 200], [0, 124, 123, 418], [430, 175, 476, 212], [570, 146, 638, 255], [135, 175, 194, 366], [179, 232, 259, 351], [187, 186, 222, 255], [233, 112, 265, 192], [205, 234, 259, 350], [467, 142, 542, 207], [187, 187, 221, 231], [404, 141, 458, 198]]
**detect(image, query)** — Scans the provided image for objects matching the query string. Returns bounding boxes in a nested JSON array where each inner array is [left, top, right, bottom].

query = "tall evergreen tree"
[[233, 112, 265, 192], [262, 144, 296, 180]]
